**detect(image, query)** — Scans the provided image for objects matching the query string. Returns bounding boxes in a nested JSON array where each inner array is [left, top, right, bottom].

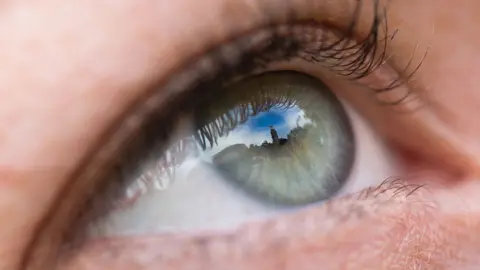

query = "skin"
[[2, 0, 480, 269]]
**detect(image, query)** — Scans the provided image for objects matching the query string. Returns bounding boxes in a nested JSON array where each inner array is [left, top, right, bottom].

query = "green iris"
[[193, 71, 354, 206]]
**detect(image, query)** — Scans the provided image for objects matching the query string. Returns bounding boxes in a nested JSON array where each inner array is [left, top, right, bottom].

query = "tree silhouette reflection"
[[212, 122, 320, 203]]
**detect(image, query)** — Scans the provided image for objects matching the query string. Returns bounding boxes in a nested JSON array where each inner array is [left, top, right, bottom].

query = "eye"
[[88, 70, 400, 236], [79, 17, 416, 238], [199, 71, 354, 206]]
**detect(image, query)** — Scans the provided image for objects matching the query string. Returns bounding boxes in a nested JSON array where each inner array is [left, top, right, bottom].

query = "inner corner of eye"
[[88, 71, 402, 237]]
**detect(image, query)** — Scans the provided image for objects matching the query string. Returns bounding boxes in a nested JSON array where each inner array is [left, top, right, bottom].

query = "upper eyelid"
[[23, 0, 393, 268]]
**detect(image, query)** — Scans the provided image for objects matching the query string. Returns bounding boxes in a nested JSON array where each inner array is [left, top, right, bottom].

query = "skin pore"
[[2, 0, 480, 269]]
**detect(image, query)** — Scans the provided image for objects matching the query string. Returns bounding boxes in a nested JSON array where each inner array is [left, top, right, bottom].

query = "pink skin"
[[2, 0, 480, 269]]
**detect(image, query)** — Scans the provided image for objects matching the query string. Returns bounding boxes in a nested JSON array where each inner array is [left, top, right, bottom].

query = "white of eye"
[[88, 99, 401, 237]]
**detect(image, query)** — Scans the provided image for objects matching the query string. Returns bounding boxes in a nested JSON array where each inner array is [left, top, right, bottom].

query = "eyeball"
[[88, 71, 400, 236]]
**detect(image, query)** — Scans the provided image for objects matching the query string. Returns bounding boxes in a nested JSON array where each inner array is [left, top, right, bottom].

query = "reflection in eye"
[[203, 72, 354, 205], [87, 71, 400, 237]]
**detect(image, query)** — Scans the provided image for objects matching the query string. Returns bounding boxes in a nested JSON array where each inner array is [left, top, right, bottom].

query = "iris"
[[193, 71, 355, 205]]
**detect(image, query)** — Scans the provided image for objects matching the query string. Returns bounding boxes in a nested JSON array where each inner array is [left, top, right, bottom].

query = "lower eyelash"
[[353, 177, 428, 203]]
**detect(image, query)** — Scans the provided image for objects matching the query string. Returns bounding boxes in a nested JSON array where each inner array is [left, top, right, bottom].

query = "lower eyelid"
[[59, 180, 440, 270]]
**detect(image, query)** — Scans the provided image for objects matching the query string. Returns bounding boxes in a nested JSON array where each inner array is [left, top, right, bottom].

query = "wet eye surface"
[[198, 72, 354, 205], [88, 71, 387, 236]]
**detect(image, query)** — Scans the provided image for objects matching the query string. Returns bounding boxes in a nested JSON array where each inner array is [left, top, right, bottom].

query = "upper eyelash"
[[118, 21, 388, 187]]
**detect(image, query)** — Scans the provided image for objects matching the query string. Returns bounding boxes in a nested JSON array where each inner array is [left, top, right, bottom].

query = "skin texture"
[[2, 0, 480, 269]]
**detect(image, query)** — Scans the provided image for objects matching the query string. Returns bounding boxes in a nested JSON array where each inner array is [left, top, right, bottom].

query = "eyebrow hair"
[[20, 1, 391, 268]]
